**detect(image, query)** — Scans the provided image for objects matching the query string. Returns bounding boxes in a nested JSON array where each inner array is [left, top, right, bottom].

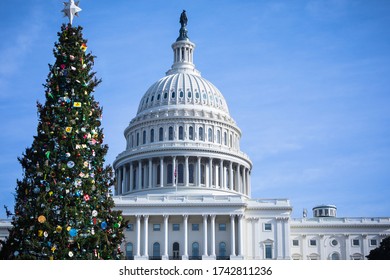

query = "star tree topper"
[[62, 0, 82, 25]]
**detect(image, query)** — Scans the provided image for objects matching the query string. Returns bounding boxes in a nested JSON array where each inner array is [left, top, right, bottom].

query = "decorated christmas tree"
[[0, 1, 124, 260]]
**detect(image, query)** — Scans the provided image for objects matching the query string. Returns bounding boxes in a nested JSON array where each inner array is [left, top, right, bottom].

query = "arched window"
[[189, 164, 194, 184], [159, 127, 164, 141], [192, 242, 199, 259], [164, 92, 168, 99], [208, 128, 213, 142], [189, 126, 194, 140], [179, 91, 184, 98], [169, 126, 174, 140], [224, 132, 227, 146], [217, 130, 221, 144], [142, 130, 146, 144], [229, 134, 233, 148], [219, 242, 226, 258], [150, 129, 154, 143], [199, 127, 204, 141], [136, 132, 140, 146], [173, 242, 180, 260], [179, 126, 184, 140], [171, 91, 176, 99], [126, 242, 133, 260], [153, 242, 161, 259], [331, 252, 340, 260], [167, 164, 173, 184]]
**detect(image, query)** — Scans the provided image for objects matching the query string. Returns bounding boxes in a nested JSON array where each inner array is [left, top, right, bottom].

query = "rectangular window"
[[264, 223, 272, 231], [292, 240, 299, 246], [192, 224, 199, 231], [265, 244, 272, 259], [219, 223, 226, 231], [310, 239, 317, 246], [370, 239, 377, 246], [172, 224, 180, 231], [126, 224, 134, 231], [153, 224, 161, 231], [352, 239, 360, 246]]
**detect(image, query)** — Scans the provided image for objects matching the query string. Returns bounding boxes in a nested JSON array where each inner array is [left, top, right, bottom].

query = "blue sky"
[[0, 0, 389, 219]]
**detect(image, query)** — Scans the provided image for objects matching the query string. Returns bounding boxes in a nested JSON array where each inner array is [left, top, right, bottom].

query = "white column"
[[248, 169, 251, 195], [302, 235, 307, 260], [318, 234, 324, 260], [283, 218, 291, 259], [148, 159, 152, 189], [136, 215, 141, 257], [344, 234, 350, 260], [362, 234, 368, 260], [197, 157, 201, 186], [203, 214, 208, 257], [138, 161, 142, 190], [130, 163, 134, 191], [219, 160, 224, 189], [229, 162, 233, 191], [163, 215, 169, 259], [236, 165, 241, 192], [160, 157, 164, 187], [210, 215, 216, 257], [172, 156, 176, 186], [209, 158, 213, 188], [238, 214, 244, 257], [242, 167, 246, 195], [183, 215, 189, 259], [122, 165, 127, 193], [276, 218, 283, 259], [230, 215, 236, 257], [117, 166, 123, 195], [143, 215, 149, 258], [185, 156, 189, 186]]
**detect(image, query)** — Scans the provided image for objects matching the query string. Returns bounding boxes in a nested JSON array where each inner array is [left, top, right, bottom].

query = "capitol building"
[[1, 12, 389, 260]]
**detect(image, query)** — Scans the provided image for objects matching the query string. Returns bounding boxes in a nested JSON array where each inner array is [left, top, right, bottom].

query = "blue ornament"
[[101, 221, 107, 230], [69, 228, 77, 237]]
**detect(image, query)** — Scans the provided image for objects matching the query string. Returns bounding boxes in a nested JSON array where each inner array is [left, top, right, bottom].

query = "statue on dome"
[[180, 10, 188, 27]]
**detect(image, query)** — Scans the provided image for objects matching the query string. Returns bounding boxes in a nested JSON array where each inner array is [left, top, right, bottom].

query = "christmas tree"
[[0, 2, 124, 260]]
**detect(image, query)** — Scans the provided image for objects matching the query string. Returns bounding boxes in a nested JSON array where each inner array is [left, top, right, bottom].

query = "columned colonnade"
[[130, 214, 244, 260], [116, 155, 251, 196]]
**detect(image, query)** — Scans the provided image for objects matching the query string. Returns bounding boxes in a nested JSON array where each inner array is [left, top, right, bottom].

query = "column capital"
[[163, 214, 169, 219], [143, 215, 149, 219], [183, 214, 188, 220], [210, 214, 216, 220]]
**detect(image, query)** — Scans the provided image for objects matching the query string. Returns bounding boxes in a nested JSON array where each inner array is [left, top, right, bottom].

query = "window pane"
[[189, 164, 194, 184], [199, 127, 204, 141], [179, 126, 184, 140], [192, 224, 199, 231], [189, 126, 194, 140], [150, 129, 154, 143], [169, 126, 174, 140], [153, 224, 161, 231], [173, 224, 180, 231], [178, 164, 184, 184], [159, 127, 164, 141], [167, 164, 173, 184], [264, 223, 272, 231], [219, 223, 226, 231], [208, 128, 213, 142]]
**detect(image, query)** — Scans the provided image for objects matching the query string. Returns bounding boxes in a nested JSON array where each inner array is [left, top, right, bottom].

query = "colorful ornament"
[[67, 161, 75, 168], [101, 221, 107, 230], [73, 102, 81, 107], [65, 127, 73, 133], [81, 43, 87, 52], [69, 228, 77, 237], [38, 215, 46, 223]]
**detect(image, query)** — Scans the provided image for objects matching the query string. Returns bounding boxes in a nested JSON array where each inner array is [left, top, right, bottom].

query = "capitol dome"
[[113, 12, 252, 197]]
